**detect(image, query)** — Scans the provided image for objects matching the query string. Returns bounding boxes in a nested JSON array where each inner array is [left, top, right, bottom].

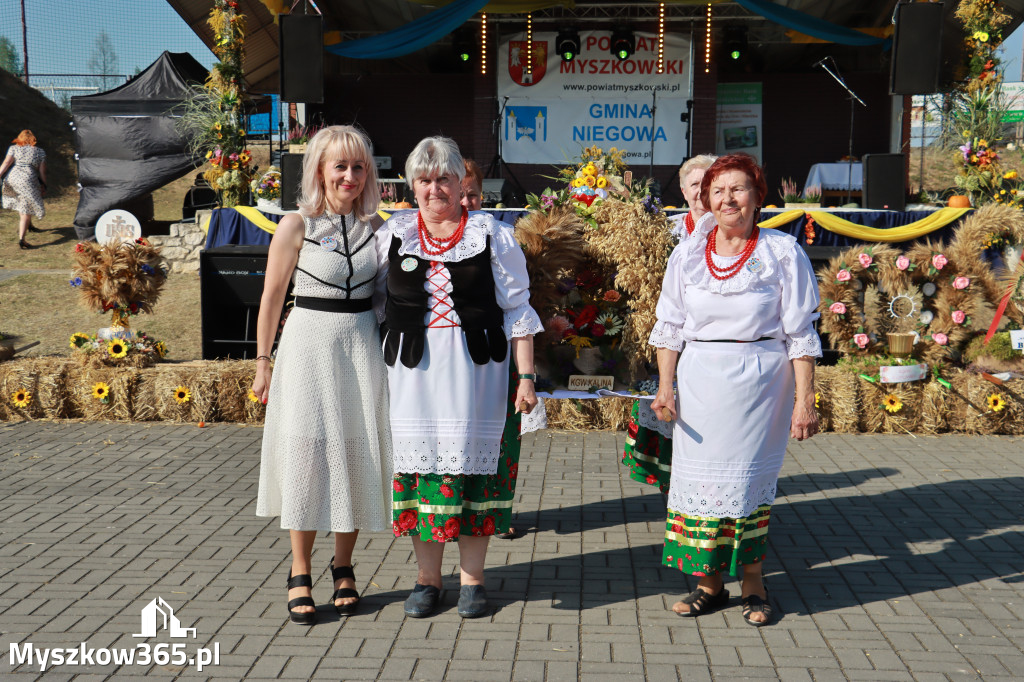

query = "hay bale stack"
[[920, 379, 950, 434], [216, 360, 266, 424], [829, 369, 862, 433], [998, 378, 1024, 435], [860, 381, 923, 434], [152, 363, 220, 423], [65, 365, 138, 421], [0, 358, 64, 420], [813, 366, 836, 432], [949, 372, 1001, 435]]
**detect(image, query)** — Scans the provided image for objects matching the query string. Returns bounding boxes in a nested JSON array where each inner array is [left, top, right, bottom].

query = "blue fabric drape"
[[205, 208, 281, 248], [733, 0, 891, 48], [325, 0, 490, 60]]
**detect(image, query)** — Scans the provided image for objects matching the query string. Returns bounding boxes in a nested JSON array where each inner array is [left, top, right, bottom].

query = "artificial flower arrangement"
[[250, 166, 282, 204], [68, 239, 168, 368]]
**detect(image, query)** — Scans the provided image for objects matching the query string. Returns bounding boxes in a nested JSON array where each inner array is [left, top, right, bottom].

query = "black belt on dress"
[[293, 296, 372, 313], [692, 336, 776, 343]]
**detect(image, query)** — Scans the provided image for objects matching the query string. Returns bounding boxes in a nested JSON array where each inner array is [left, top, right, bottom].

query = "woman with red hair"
[[0, 130, 47, 248], [649, 153, 821, 626]]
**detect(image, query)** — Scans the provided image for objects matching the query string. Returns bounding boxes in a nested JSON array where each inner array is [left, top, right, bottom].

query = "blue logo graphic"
[[505, 106, 547, 142]]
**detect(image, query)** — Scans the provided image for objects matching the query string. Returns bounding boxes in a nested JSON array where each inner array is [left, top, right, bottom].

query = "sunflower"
[[107, 339, 128, 359], [882, 394, 903, 413], [247, 388, 260, 403], [596, 176, 608, 188], [11, 388, 32, 408], [814, 392, 821, 409], [154, 341, 168, 359], [173, 386, 191, 404], [987, 393, 1006, 412], [92, 382, 111, 402], [583, 175, 597, 188], [70, 332, 91, 349]]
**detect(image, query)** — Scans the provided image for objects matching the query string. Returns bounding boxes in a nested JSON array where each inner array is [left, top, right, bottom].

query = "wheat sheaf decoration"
[[70, 239, 167, 329]]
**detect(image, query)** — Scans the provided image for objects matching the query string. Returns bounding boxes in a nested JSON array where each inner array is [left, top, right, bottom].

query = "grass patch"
[[0, 272, 202, 360]]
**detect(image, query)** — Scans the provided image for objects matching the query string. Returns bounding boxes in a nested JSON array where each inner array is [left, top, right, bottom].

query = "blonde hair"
[[679, 154, 717, 186], [405, 136, 465, 188], [297, 125, 380, 221], [12, 130, 37, 146]]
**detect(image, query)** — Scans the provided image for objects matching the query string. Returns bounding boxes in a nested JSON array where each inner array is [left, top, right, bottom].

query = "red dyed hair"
[[12, 130, 36, 146], [463, 158, 483, 190], [699, 153, 767, 210]]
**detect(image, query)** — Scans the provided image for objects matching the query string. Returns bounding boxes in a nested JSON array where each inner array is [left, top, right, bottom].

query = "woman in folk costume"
[[649, 154, 821, 626], [622, 154, 717, 493], [381, 136, 541, 619], [254, 125, 393, 625]]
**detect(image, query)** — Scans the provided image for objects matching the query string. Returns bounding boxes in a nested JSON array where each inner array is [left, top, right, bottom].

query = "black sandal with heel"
[[286, 571, 317, 625], [676, 587, 730, 617], [742, 592, 774, 627], [330, 560, 360, 616]]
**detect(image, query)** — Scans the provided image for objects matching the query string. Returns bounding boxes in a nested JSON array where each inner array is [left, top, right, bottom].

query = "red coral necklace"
[[418, 208, 467, 256], [705, 225, 759, 280], [684, 211, 696, 236]]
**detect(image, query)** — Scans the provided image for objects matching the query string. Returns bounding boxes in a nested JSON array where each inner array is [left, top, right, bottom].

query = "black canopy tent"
[[71, 51, 209, 239]]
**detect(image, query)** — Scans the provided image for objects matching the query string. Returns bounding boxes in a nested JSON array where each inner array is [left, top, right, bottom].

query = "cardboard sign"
[[879, 363, 929, 383], [1010, 329, 1024, 351], [567, 374, 614, 391]]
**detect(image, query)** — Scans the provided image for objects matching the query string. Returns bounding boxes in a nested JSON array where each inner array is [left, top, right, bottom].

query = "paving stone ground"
[[0, 422, 1022, 681]]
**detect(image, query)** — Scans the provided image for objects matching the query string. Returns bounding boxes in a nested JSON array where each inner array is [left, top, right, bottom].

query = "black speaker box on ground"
[[890, 2, 944, 95], [863, 153, 906, 211], [279, 14, 324, 103], [281, 152, 304, 211], [200, 246, 291, 360]]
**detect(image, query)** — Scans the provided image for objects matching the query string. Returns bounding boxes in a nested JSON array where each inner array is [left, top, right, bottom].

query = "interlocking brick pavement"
[[0, 422, 1022, 680]]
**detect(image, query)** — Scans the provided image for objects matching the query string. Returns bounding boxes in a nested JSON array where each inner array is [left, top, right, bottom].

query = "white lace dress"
[[256, 210, 393, 532], [380, 211, 544, 476], [649, 212, 822, 519]]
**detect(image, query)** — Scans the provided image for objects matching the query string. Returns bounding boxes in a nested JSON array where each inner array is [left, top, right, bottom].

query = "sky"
[[0, 0, 215, 77]]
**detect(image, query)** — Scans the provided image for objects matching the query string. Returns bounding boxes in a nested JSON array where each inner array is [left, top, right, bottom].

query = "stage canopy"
[[71, 51, 208, 238]]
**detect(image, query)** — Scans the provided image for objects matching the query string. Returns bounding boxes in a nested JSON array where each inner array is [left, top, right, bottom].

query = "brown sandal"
[[676, 587, 729, 617]]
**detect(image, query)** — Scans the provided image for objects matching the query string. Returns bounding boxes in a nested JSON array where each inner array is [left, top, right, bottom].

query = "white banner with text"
[[496, 31, 692, 165]]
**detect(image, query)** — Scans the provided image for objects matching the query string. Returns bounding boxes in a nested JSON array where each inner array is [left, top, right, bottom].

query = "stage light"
[[611, 27, 634, 61], [480, 13, 487, 75], [705, 3, 712, 74], [657, 3, 665, 74], [453, 28, 475, 67], [556, 27, 580, 62], [725, 26, 747, 61], [526, 13, 533, 75]]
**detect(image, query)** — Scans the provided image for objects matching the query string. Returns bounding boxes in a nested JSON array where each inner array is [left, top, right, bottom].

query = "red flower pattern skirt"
[[662, 505, 771, 577]]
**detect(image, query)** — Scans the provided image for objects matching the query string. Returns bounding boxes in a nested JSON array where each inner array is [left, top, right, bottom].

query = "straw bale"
[[544, 398, 608, 431], [0, 357, 67, 420], [996, 378, 1024, 435], [597, 397, 633, 431], [813, 366, 835, 432], [860, 381, 923, 434], [829, 369, 862, 433], [152, 363, 220, 423], [950, 372, 999, 435], [919, 379, 950, 434], [215, 360, 266, 424], [65, 365, 138, 421]]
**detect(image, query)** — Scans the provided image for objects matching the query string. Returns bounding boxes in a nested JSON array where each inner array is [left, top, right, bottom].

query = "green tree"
[[87, 31, 119, 91], [0, 36, 23, 76]]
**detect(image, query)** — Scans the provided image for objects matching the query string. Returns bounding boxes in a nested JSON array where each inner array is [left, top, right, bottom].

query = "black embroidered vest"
[[383, 234, 507, 368]]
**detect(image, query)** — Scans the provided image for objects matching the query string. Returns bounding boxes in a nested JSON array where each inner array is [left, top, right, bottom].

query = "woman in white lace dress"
[[382, 137, 541, 619], [650, 153, 821, 627], [252, 126, 392, 625], [0, 130, 47, 249]]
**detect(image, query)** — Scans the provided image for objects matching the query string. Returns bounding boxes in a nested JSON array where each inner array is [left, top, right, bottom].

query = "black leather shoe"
[[457, 584, 489, 618], [404, 583, 441, 618]]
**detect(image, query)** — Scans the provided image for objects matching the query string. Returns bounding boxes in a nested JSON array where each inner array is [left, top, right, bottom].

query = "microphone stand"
[[817, 58, 866, 205], [487, 96, 526, 207]]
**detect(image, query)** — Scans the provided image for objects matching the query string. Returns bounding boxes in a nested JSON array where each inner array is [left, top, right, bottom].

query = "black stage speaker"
[[281, 152, 304, 211], [279, 14, 324, 103], [200, 246, 291, 359], [890, 2, 944, 95], [863, 153, 906, 211]]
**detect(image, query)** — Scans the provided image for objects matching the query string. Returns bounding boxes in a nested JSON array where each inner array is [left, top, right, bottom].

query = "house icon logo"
[[133, 597, 197, 639]]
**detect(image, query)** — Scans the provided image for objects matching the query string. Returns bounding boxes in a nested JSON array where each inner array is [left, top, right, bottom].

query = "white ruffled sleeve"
[[780, 242, 823, 359], [372, 218, 392, 324], [649, 243, 688, 351], [491, 224, 544, 338]]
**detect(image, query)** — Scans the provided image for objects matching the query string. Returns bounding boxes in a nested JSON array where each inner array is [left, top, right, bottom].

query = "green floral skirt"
[[392, 373, 521, 542], [662, 505, 771, 577], [621, 400, 672, 493]]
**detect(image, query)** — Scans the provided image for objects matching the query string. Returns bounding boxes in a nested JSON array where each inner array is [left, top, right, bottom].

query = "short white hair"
[[679, 154, 718, 185], [405, 136, 465, 188]]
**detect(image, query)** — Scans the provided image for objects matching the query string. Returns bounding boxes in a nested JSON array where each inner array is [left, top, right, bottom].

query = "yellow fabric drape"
[[199, 206, 282, 236], [757, 207, 971, 243]]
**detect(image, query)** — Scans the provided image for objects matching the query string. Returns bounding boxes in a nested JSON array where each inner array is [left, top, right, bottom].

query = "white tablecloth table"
[[805, 162, 863, 191]]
